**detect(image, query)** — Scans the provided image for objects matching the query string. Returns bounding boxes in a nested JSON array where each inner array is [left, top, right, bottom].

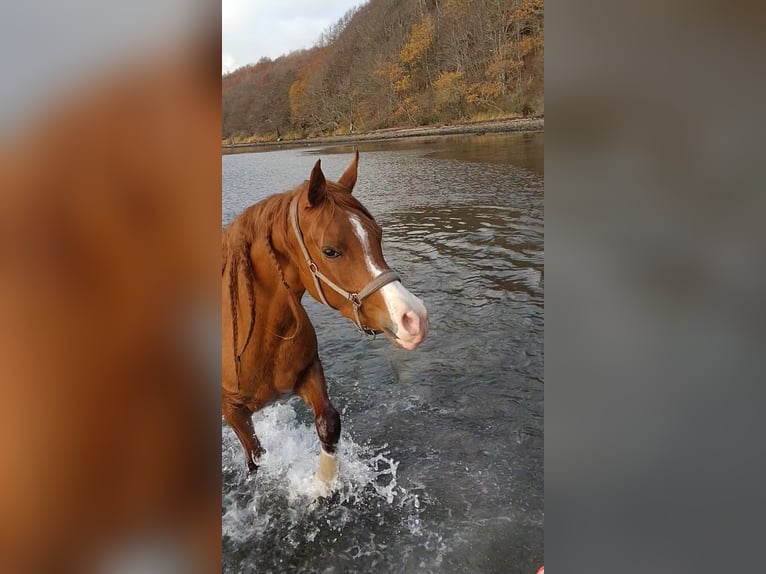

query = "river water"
[[221, 132, 544, 573]]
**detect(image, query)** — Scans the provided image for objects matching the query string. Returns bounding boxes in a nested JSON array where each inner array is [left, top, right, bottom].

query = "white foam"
[[221, 399, 421, 546]]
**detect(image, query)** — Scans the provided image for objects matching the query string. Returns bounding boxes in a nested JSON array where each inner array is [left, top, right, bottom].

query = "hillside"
[[222, 0, 543, 142]]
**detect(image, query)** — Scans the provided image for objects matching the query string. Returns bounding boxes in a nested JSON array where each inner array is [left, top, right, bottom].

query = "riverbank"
[[222, 116, 543, 153]]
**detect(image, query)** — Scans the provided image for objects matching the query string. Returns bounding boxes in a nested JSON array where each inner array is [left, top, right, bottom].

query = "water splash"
[[222, 400, 442, 571]]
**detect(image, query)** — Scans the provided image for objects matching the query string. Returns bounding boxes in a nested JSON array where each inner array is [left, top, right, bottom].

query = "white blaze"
[[348, 214, 427, 346], [348, 214, 385, 276]]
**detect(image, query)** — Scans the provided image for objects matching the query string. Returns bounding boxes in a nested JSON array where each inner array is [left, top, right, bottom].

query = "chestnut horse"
[[222, 152, 428, 482]]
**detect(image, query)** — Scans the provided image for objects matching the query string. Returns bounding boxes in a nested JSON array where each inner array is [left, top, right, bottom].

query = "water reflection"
[[425, 132, 543, 174], [313, 131, 544, 175]]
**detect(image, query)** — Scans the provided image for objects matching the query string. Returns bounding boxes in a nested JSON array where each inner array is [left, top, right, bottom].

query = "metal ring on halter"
[[361, 327, 378, 340]]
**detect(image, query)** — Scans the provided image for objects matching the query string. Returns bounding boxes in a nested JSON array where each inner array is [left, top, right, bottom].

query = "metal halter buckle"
[[361, 327, 377, 340]]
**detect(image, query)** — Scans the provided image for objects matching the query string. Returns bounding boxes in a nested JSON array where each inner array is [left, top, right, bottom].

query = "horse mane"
[[222, 189, 294, 384]]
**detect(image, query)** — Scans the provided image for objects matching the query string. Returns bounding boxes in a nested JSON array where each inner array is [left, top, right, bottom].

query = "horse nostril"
[[400, 309, 420, 336]]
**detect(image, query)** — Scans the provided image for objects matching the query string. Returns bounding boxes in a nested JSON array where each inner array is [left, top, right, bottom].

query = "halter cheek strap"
[[289, 197, 400, 338]]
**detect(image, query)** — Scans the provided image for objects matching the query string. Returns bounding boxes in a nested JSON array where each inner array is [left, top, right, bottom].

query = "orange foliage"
[[466, 81, 503, 104], [288, 79, 305, 119], [400, 15, 433, 66], [287, 48, 328, 124], [433, 71, 466, 113], [377, 62, 411, 95]]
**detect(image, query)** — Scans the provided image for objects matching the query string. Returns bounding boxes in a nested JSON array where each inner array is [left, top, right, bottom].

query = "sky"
[[222, 0, 364, 74]]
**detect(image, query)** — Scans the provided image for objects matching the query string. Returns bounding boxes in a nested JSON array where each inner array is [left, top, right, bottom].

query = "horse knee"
[[316, 407, 341, 452]]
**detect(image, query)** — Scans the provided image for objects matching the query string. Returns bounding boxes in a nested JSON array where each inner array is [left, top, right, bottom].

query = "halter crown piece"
[[289, 197, 400, 339]]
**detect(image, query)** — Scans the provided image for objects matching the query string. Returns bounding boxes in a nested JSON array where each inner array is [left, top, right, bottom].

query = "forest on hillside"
[[222, 0, 543, 142]]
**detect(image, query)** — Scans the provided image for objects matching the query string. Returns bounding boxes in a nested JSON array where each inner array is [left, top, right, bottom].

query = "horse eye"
[[322, 247, 341, 259]]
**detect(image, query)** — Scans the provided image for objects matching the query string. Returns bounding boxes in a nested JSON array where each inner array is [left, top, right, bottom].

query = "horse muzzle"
[[383, 291, 428, 350]]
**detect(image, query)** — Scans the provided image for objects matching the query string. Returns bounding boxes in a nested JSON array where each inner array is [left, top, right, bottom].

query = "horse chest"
[[246, 331, 316, 397]]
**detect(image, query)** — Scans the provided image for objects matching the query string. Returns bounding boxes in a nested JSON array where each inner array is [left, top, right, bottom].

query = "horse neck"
[[246, 191, 307, 298]]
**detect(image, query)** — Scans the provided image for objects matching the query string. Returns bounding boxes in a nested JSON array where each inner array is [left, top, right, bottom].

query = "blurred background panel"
[[0, 1, 221, 572], [547, 1, 766, 573]]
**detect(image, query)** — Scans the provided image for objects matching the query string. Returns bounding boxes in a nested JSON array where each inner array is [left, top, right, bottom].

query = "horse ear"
[[307, 159, 326, 206], [337, 149, 359, 192]]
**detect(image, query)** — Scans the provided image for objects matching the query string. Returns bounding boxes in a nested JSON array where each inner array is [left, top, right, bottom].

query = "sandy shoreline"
[[222, 116, 543, 153]]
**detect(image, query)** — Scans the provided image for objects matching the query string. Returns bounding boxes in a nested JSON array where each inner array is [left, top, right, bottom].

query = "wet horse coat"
[[222, 153, 428, 476]]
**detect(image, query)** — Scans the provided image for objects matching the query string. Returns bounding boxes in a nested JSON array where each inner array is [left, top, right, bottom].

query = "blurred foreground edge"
[[0, 23, 221, 574]]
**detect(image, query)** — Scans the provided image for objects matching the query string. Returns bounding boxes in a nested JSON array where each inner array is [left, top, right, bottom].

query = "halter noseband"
[[289, 196, 400, 339]]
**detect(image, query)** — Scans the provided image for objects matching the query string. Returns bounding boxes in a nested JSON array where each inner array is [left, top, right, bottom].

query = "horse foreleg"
[[223, 399, 264, 473], [296, 361, 341, 485]]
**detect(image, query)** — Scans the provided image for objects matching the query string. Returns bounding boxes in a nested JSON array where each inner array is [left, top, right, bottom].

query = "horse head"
[[291, 152, 428, 350]]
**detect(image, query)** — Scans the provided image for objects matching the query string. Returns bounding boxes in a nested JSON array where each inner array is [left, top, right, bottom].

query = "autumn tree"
[[377, 13, 435, 124]]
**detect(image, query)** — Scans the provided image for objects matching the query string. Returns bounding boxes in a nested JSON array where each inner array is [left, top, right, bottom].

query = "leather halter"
[[289, 196, 400, 338]]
